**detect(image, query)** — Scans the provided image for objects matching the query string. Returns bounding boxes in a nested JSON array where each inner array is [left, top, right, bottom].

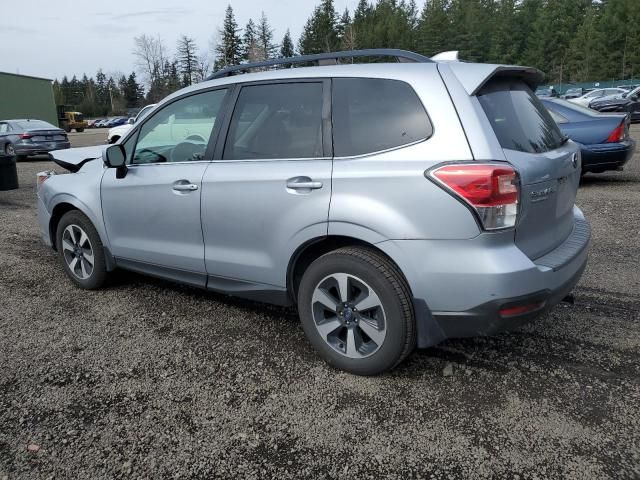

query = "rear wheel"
[[76, 128, 84, 133], [56, 211, 107, 289], [297, 247, 415, 375], [4, 143, 15, 156]]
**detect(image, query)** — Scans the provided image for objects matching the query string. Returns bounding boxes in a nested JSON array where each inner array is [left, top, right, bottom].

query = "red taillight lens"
[[499, 301, 545, 317], [21, 133, 32, 139], [606, 122, 625, 143], [430, 164, 519, 230]]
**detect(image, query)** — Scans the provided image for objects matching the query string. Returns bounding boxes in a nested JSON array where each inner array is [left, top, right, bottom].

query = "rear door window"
[[223, 82, 324, 160], [477, 80, 565, 153], [332, 78, 432, 157]]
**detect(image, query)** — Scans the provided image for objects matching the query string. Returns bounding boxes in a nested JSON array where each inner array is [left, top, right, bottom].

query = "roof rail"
[[206, 49, 432, 80]]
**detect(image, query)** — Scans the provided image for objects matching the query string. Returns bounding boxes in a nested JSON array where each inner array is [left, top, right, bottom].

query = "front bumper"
[[15, 141, 71, 156], [581, 140, 635, 173], [380, 207, 591, 348]]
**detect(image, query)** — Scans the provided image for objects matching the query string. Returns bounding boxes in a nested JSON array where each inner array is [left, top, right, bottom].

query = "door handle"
[[286, 178, 323, 190], [173, 183, 198, 192]]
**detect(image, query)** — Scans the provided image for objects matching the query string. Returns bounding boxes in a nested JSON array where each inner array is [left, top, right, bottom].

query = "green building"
[[0, 72, 57, 125]]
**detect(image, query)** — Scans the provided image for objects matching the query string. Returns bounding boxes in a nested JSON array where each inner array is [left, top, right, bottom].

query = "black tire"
[[297, 246, 416, 375], [4, 143, 15, 156], [56, 210, 108, 289], [76, 128, 84, 133]]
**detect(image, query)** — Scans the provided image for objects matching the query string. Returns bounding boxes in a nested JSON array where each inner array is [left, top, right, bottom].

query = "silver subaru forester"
[[37, 50, 590, 375]]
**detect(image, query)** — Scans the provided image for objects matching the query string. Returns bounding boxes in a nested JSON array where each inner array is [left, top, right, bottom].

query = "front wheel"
[[56, 210, 108, 289], [76, 128, 84, 133], [297, 247, 415, 375]]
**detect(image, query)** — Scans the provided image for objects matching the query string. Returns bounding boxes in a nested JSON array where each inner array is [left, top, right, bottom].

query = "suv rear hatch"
[[476, 78, 581, 260]]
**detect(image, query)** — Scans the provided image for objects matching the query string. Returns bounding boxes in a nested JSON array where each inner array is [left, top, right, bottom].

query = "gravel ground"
[[1, 128, 639, 479]]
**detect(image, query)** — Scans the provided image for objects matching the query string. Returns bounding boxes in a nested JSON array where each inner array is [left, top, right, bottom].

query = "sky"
[[0, 0, 383, 82]]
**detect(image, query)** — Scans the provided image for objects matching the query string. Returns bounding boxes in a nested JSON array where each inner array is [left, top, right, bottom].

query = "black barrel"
[[0, 153, 19, 191]]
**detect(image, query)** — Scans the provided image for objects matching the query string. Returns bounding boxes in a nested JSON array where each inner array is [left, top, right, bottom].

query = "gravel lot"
[[1, 128, 639, 479]]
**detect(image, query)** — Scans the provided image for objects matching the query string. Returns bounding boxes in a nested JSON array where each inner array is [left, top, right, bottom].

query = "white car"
[[107, 104, 156, 144], [568, 88, 627, 107]]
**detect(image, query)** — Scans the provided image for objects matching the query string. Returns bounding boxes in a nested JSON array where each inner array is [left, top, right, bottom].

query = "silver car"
[[37, 50, 590, 375]]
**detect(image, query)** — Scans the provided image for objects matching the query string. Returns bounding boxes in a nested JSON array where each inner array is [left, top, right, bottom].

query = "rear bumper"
[[15, 142, 70, 156], [581, 140, 635, 172], [378, 207, 590, 348], [37, 194, 53, 247]]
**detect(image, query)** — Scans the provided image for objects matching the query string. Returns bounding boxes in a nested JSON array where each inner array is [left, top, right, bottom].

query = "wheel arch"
[[287, 235, 414, 304], [49, 202, 79, 251]]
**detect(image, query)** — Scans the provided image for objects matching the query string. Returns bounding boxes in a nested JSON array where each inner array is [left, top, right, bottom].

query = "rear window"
[[478, 80, 565, 154], [332, 78, 432, 157], [16, 120, 56, 130]]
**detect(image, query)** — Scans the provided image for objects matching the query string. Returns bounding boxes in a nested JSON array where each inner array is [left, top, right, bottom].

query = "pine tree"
[[176, 35, 198, 85], [258, 12, 277, 60], [416, 0, 450, 56], [215, 5, 243, 69], [280, 29, 295, 57], [242, 19, 259, 61], [298, 0, 339, 54]]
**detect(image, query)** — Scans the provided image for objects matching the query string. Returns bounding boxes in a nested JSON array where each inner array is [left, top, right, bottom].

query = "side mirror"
[[103, 144, 128, 178], [127, 118, 135, 125]]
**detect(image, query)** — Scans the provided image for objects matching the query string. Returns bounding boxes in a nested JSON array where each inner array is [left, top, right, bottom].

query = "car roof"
[[155, 61, 542, 109]]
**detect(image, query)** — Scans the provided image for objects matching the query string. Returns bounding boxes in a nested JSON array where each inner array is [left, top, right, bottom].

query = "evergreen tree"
[[416, 0, 450, 56], [215, 5, 243, 69], [242, 19, 259, 61], [280, 29, 295, 58], [298, 0, 339, 54], [258, 12, 277, 60], [176, 35, 198, 85]]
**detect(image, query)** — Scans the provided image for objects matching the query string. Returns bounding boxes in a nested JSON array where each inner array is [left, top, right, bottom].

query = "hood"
[[109, 124, 133, 138], [49, 145, 106, 172]]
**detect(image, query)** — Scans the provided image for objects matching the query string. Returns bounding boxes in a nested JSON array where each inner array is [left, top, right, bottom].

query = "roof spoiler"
[[445, 62, 545, 96], [431, 51, 460, 62]]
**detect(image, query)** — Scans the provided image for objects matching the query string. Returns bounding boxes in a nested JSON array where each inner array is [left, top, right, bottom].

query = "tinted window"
[[132, 89, 226, 164], [223, 83, 324, 160], [332, 78, 432, 157], [478, 80, 565, 154]]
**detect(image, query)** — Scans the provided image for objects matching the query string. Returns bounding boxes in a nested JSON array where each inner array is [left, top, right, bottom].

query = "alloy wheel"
[[61, 224, 95, 280], [311, 273, 387, 358]]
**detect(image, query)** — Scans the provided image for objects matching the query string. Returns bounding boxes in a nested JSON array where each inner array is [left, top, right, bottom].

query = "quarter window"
[[132, 89, 227, 164], [223, 83, 324, 160], [332, 78, 432, 157]]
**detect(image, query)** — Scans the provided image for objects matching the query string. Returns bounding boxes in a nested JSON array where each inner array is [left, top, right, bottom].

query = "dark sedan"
[[589, 86, 640, 122], [542, 98, 636, 175], [0, 119, 70, 160]]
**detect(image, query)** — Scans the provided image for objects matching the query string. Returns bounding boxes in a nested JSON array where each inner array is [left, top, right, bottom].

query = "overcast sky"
[[0, 0, 399, 82]]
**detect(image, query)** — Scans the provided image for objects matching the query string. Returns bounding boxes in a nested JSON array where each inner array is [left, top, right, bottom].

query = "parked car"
[[93, 119, 111, 128], [108, 104, 156, 144], [562, 87, 587, 100], [535, 86, 559, 97], [542, 98, 635, 175], [104, 117, 128, 128], [568, 88, 627, 107], [589, 86, 640, 122], [0, 119, 70, 160], [36, 49, 589, 375]]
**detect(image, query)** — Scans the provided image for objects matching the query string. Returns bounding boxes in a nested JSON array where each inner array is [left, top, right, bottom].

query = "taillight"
[[21, 133, 32, 139], [606, 122, 625, 143], [429, 163, 519, 230]]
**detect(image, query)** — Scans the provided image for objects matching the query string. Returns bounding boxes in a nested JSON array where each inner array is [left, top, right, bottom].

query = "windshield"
[[478, 80, 565, 154]]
